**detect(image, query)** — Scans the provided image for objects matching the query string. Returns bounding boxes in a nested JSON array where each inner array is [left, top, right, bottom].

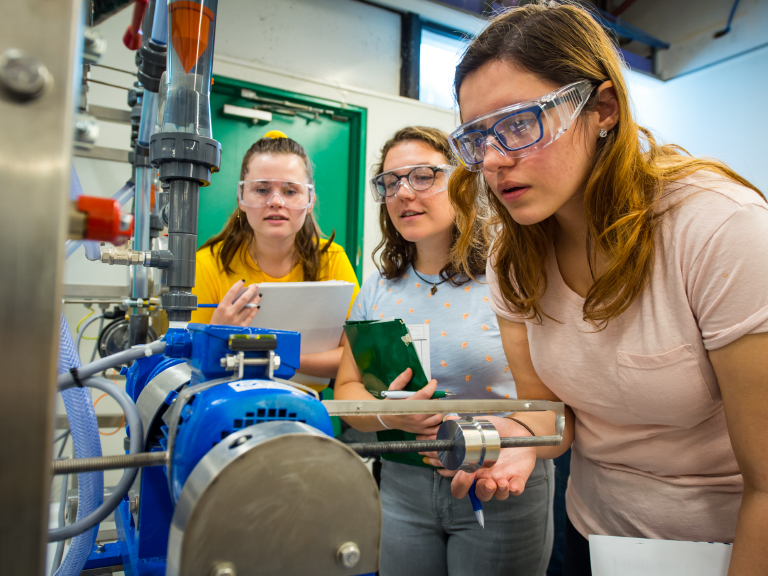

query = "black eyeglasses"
[[370, 164, 454, 203]]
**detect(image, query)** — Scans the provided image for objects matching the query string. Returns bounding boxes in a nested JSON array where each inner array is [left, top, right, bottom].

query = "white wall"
[[216, 0, 402, 96], [625, 43, 768, 193]]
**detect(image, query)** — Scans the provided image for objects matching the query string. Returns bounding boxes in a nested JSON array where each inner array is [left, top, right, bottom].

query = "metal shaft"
[[52, 434, 560, 475], [52, 451, 166, 475], [347, 436, 561, 457]]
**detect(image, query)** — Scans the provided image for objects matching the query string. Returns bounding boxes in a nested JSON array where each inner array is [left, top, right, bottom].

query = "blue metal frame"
[[593, 8, 670, 50], [82, 542, 122, 570]]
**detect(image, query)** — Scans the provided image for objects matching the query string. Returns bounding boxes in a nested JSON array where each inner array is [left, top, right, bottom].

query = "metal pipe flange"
[[436, 417, 501, 472]]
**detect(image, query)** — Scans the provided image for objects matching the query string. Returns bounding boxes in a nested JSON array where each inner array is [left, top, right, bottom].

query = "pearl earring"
[[599, 128, 608, 138]]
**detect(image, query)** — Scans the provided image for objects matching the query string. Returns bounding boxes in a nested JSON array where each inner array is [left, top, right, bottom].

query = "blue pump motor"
[[171, 379, 334, 500], [116, 323, 381, 576]]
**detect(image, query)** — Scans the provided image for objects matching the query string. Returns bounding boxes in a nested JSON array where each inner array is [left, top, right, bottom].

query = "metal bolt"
[[96, 543, 106, 553], [209, 562, 236, 576], [231, 436, 248, 448], [83, 28, 107, 64], [129, 494, 140, 514], [336, 542, 361, 569], [74, 113, 99, 147], [0, 48, 50, 101]]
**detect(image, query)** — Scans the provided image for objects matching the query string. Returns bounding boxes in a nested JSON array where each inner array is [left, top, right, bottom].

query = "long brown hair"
[[449, 2, 762, 328], [200, 136, 334, 279], [372, 126, 488, 285]]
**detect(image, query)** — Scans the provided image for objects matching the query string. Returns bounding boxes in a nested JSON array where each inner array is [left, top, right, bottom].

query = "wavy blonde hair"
[[200, 136, 334, 280], [449, 2, 762, 328]]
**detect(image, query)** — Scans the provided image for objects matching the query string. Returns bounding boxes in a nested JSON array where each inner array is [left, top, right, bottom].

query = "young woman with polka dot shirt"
[[335, 127, 553, 576]]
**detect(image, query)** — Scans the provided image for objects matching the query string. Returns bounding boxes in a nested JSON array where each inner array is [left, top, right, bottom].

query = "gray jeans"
[[379, 459, 554, 576]]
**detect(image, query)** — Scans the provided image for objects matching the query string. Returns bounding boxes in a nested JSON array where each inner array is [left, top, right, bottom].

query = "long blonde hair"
[[200, 136, 334, 280], [449, 2, 762, 328]]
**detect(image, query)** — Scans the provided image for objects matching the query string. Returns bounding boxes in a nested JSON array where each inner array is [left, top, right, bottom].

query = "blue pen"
[[468, 479, 485, 529], [198, 303, 258, 309]]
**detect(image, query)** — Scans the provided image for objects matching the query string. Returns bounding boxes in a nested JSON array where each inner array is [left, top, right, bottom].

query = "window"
[[419, 28, 469, 109]]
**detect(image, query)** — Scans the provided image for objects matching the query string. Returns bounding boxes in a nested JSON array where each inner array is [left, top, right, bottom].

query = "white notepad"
[[590, 535, 732, 576], [247, 280, 356, 354]]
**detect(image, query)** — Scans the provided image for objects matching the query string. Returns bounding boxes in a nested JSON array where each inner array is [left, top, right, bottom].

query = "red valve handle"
[[76, 196, 134, 244], [123, 0, 150, 50]]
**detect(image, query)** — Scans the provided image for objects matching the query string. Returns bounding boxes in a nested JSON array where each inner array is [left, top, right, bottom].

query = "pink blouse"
[[487, 171, 768, 542]]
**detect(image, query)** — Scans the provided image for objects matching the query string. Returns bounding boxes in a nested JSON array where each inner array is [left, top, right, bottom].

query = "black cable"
[[56, 430, 70, 459], [53, 429, 70, 446], [411, 268, 453, 295]]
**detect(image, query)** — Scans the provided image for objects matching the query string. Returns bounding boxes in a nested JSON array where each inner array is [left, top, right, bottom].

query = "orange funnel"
[[170, 1, 215, 74]]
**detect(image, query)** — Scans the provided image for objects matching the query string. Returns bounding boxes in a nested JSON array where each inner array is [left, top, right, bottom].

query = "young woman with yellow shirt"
[[191, 132, 359, 379]]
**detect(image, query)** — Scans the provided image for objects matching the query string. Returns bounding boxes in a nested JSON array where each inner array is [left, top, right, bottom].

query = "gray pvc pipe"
[[56, 340, 167, 390]]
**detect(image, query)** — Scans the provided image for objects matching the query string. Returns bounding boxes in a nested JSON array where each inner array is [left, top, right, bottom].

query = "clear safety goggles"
[[449, 80, 595, 171], [370, 164, 454, 203], [237, 179, 315, 210]]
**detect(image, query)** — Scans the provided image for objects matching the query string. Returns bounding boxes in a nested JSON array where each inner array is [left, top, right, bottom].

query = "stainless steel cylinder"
[[436, 417, 501, 472]]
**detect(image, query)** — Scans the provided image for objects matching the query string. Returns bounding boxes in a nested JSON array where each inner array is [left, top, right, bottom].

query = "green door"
[[200, 76, 367, 280]]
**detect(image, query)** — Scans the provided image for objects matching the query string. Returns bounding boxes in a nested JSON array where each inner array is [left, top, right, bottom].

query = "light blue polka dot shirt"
[[349, 266, 517, 401]]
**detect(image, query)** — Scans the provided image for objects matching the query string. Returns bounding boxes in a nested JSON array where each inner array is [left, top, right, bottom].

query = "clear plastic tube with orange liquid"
[[161, 0, 218, 138]]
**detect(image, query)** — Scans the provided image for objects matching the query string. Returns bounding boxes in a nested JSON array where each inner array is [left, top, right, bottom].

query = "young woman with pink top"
[[439, 3, 768, 575]]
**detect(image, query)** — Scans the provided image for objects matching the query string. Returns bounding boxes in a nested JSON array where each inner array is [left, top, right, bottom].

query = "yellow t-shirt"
[[190, 239, 360, 324]]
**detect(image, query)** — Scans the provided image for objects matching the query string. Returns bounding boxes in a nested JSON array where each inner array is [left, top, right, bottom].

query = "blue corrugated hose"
[[53, 314, 104, 576]]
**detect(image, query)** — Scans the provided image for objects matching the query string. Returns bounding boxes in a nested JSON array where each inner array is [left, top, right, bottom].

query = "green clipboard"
[[344, 319, 434, 468]]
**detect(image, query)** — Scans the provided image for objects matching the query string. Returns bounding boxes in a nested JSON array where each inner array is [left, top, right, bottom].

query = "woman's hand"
[[210, 280, 261, 327], [417, 430, 458, 477], [417, 413, 460, 476], [422, 416, 537, 499], [378, 368, 444, 435]]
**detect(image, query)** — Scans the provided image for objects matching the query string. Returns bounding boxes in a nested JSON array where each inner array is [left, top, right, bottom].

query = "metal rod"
[[87, 78, 133, 91], [91, 63, 137, 76], [52, 451, 166, 475], [50, 433, 563, 475], [61, 299, 124, 305], [346, 436, 562, 457]]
